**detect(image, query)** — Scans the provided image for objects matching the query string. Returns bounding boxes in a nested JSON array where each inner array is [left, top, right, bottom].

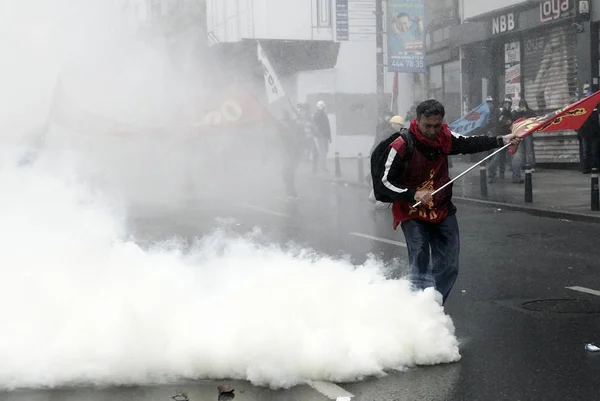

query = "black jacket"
[[312, 111, 331, 140]]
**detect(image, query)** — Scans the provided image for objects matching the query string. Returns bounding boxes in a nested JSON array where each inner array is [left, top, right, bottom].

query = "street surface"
[[4, 173, 600, 401]]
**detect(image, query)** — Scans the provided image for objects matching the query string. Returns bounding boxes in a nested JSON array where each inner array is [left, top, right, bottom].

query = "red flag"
[[511, 91, 600, 139]]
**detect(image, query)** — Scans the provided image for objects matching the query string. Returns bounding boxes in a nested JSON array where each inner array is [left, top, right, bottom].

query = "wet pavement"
[[4, 172, 600, 401]]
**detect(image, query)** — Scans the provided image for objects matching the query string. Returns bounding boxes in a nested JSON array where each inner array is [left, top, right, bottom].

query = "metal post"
[[335, 152, 341, 178], [480, 165, 488, 197], [375, 0, 385, 118], [524, 164, 533, 203], [591, 168, 599, 211], [357, 153, 364, 183]]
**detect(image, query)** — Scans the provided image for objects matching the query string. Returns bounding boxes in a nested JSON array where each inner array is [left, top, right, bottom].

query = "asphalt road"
[[4, 174, 600, 401]]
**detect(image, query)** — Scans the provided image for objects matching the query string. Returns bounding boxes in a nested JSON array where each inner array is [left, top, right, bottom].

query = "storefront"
[[425, 15, 461, 123], [451, 0, 593, 165]]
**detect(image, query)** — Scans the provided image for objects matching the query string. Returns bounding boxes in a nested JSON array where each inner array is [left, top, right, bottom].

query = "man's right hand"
[[414, 190, 434, 206]]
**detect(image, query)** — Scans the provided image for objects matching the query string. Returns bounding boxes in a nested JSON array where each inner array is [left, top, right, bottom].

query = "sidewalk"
[[302, 156, 600, 222]]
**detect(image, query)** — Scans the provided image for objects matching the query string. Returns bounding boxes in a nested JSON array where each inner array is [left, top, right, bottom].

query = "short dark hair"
[[416, 99, 445, 120]]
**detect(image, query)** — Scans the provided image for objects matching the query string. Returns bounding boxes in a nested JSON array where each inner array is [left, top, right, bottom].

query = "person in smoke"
[[297, 103, 319, 173], [369, 115, 406, 209], [487, 97, 514, 183], [278, 110, 303, 199], [375, 99, 520, 304], [312, 101, 332, 171], [371, 115, 405, 156]]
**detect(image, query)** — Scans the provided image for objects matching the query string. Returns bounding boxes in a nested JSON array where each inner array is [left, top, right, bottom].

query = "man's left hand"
[[502, 133, 521, 146]]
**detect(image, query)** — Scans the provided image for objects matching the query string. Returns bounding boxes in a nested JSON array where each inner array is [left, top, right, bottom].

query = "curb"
[[315, 176, 600, 224], [452, 197, 600, 224]]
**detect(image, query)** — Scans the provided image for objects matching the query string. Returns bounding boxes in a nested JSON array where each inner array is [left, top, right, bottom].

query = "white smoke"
[[0, 0, 461, 391]]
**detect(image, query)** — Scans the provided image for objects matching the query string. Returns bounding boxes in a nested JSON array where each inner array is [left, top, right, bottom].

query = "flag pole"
[[411, 143, 511, 208]]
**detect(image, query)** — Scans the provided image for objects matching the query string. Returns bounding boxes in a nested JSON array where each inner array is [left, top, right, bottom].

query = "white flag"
[[257, 42, 285, 104]]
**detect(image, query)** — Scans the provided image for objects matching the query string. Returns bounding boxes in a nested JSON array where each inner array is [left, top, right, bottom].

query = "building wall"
[[463, 0, 528, 20], [207, 0, 334, 42]]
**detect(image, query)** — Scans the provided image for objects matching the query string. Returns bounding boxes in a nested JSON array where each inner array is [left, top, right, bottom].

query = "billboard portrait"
[[387, 0, 426, 73]]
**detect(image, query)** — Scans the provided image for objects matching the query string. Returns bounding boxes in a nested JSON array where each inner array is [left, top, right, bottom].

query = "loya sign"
[[540, 0, 571, 23], [492, 13, 516, 35]]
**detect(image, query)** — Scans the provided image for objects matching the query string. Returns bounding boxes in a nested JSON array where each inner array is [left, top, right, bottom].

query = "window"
[[317, 0, 331, 27]]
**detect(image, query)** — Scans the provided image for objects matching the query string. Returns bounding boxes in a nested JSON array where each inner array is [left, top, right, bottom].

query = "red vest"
[[390, 136, 453, 229]]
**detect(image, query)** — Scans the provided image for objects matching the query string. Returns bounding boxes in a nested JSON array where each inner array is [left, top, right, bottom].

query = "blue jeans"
[[400, 214, 460, 304]]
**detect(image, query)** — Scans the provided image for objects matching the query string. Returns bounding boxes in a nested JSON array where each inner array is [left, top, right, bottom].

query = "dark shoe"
[[512, 179, 524, 184]]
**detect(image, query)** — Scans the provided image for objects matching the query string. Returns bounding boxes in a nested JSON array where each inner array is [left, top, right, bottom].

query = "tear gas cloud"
[[0, 0, 461, 391], [0, 0, 277, 206]]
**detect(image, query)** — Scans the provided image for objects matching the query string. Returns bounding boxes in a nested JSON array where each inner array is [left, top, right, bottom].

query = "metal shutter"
[[522, 25, 579, 164]]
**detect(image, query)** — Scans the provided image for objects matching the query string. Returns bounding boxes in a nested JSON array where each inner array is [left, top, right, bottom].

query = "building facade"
[[450, 0, 597, 165], [424, 0, 461, 122], [205, 0, 419, 158]]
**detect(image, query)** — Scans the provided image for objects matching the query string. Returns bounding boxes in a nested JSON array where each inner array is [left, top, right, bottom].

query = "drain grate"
[[522, 299, 600, 314]]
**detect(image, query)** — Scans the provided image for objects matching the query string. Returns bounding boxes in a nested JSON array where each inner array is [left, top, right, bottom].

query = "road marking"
[[307, 380, 354, 400], [349, 232, 407, 247], [566, 286, 600, 297], [240, 203, 291, 218]]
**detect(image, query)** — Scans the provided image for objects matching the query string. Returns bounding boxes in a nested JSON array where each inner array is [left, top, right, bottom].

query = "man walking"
[[373, 99, 520, 304]]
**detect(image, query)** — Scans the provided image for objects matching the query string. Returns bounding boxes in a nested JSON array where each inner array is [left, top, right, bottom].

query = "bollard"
[[334, 152, 341, 178], [524, 163, 533, 203], [480, 165, 488, 197], [591, 168, 599, 211], [357, 153, 364, 183]]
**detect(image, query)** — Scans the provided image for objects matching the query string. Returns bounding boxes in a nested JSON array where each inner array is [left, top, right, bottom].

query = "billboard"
[[387, 0, 426, 73]]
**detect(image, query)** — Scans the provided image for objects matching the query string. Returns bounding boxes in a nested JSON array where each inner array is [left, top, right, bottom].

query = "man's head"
[[416, 99, 445, 139]]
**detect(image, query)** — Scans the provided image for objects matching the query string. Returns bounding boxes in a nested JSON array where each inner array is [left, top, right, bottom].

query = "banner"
[[257, 41, 286, 104], [511, 90, 600, 139], [386, 0, 425, 73], [504, 41, 521, 109], [448, 102, 490, 136]]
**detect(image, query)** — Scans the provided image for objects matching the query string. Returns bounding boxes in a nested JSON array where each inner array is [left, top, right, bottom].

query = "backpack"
[[370, 128, 414, 203]]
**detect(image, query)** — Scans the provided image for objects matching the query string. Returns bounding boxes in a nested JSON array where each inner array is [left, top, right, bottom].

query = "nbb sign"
[[492, 12, 516, 35]]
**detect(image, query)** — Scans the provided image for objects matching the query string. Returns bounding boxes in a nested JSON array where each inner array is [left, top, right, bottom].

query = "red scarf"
[[410, 119, 453, 154]]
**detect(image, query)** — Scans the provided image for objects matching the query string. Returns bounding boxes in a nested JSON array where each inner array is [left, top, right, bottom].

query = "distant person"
[[312, 101, 331, 172], [370, 115, 405, 156], [371, 99, 520, 304], [297, 103, 319, 173], [278, 111, 303, 199], [512, 99, 536, 172], [487, 97, 513, 183]]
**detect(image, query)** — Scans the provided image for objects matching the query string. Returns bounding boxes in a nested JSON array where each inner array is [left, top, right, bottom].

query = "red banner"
[[511, 91, 600, 139]]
